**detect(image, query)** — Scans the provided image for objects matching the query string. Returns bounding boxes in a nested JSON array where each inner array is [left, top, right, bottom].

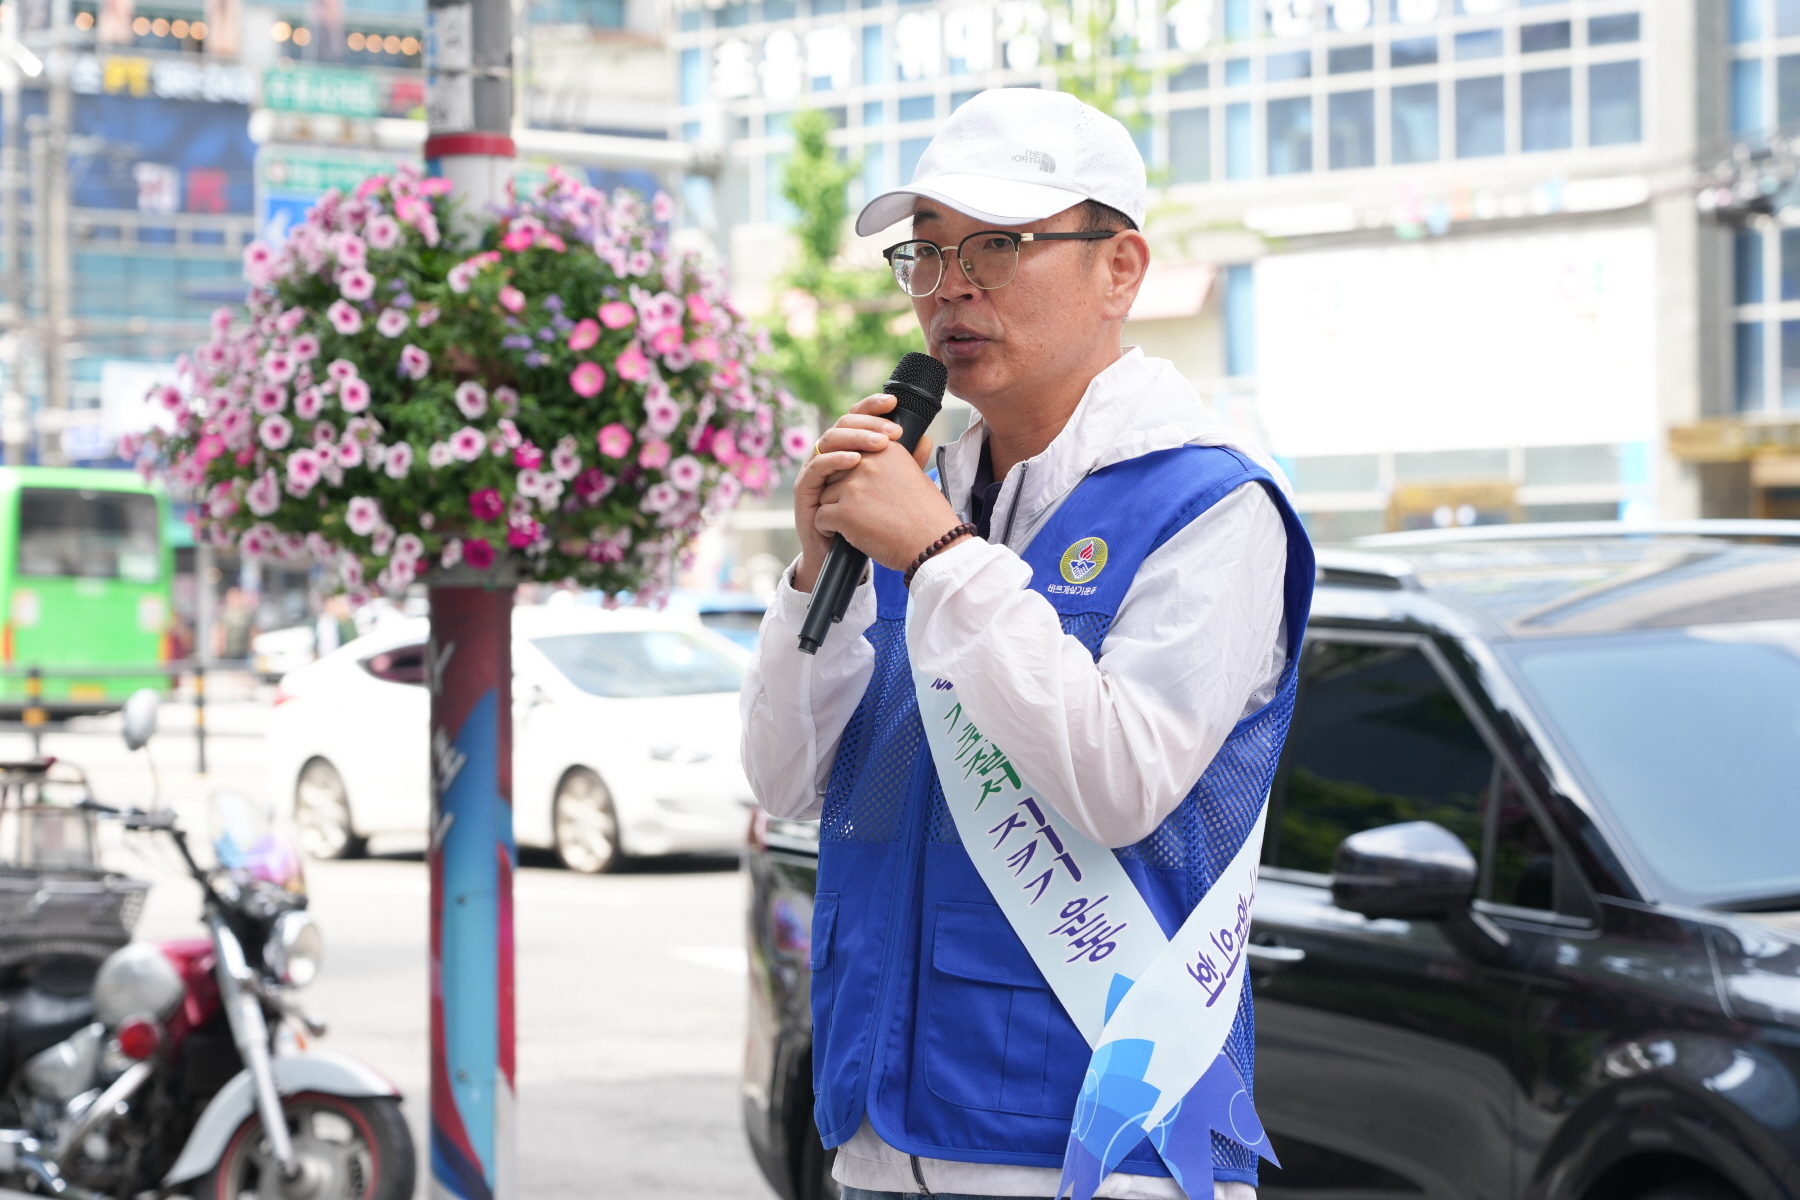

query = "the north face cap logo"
[[1013, 149, 1056, 173]]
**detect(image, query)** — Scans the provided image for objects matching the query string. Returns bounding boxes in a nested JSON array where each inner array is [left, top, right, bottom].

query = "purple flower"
[[536, 327, 555, 342], [543, 294, 564, 312], [502, 335, 532, 350], [524, 352, 545, 368]]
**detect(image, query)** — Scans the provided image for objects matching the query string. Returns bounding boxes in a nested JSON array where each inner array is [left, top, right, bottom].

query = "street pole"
[[39, 0, 67, 464], [423, 6, 516, 1191], [424, 572, 515, 1200], [1, 0, 31, 466]]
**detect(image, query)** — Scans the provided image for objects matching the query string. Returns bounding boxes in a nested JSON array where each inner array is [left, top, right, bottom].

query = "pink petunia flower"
[[686, 294, 715, 326], [259, 414, 293, 450], [441, 538, 464, 568], [376, 308, 409, 338], [394, 532, 424, 562], [551, 436, 582, 479], [494, 386, 519, 415], [780, 427, 813, 459], [291, 334, 320, 361], [338, 267, 376, 301], [640, 481, 678, 513], [689, 336, 719, 363], [327, 301, 363, 335], [596, 423, 632, 459], [469, 487, 504, 521], [710, 430, 739, 465], [346, 496, 382, 536], [286, 449, 323, 494], [667, 454, 703, 492], [644, 392, 681, 437], [365, 214, 401, 250], [514, 442, 542, 469], [339, 378, 372, 413], [598, 301, 635, 329], [263, 350, 297, 383], [384, 441, 414, 478], [242, 241, 279, 286], [246, 470, 281, 516], [463, 538, 496, 569], [567, 318, 600, 351], [252, 384, 287, 415], [652, 191, 675, 223], [337, 438, 364, 469], [327, 358, 359, 383], [450, 426, 486, 461], [569, 361, 606, 398], [295, 387, 324, 420], [427, 441, 454, 468], [398, 344, 431, 381], [501, 227, 535, 253], [498, 286, 526, 314], [454, 381, 488, 419], [650, 326, 684, 355], [335, 233, 368, 269], [574, 468, 615, 505], [737, 456, 774, 492], [637, 439, 671, 470], [614, 345, 651, 383]]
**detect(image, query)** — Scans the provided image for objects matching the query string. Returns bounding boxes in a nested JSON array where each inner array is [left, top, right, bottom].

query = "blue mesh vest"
[[809, 445, 1315, 1188]]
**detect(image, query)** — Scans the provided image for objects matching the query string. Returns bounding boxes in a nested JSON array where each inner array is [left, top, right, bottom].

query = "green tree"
[[767, 109, 923, 418]]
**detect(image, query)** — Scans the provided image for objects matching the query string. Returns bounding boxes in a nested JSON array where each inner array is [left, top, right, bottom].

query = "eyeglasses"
[[881, 230, 1119, 298]]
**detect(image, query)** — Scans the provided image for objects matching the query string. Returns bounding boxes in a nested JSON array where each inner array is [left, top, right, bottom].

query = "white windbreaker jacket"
[[739, 348, 1290, 1200]]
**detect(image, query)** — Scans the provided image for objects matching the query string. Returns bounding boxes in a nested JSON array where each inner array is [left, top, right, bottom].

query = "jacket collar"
[[937, 349, 1289, 553]]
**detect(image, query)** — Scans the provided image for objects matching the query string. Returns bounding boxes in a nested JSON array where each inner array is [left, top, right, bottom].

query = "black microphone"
[[797, 352, 949, 655]]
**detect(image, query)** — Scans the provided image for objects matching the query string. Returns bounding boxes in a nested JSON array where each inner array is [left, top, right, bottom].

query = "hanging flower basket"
[[137, 165, 811, 600]]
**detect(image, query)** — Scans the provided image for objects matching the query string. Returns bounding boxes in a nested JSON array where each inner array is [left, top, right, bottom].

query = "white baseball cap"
[[854, 88, 1148, 237]]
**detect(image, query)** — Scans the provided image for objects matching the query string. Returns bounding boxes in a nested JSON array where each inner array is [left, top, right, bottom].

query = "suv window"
[[1268, 640, 1492, 874]]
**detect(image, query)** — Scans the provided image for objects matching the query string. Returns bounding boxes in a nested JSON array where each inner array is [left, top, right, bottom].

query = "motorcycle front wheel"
[[195, 1093, 414, 1200]]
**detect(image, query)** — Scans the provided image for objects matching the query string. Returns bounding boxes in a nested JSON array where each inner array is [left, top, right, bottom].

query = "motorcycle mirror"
[[121, 688, 160, 752]]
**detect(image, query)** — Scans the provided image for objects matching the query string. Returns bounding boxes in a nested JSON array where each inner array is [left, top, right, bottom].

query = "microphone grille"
[[887, 353, 949, 421]]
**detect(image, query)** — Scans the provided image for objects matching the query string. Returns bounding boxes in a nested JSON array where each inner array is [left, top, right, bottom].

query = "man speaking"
[[741, 88, 1314, 1200]]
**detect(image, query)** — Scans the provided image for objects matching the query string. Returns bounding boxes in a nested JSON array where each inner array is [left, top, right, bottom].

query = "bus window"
[[19, 489, 161, 582]]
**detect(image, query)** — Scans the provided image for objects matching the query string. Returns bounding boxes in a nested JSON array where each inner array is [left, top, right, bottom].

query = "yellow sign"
[[1059, 537, 1109, 585]]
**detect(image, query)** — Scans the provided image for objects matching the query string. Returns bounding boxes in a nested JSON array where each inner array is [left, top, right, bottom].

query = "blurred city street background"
[[0, 689, 773, 1199]]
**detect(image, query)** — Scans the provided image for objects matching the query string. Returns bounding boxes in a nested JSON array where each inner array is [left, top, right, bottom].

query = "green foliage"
[[766, 109, 923, 418]]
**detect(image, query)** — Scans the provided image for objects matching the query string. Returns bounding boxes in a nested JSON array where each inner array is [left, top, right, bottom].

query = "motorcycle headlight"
[[264, 911, 323, 989]]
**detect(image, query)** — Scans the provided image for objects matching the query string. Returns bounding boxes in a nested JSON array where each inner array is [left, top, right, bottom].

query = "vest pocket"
[[922, 901, 1086, 1119]]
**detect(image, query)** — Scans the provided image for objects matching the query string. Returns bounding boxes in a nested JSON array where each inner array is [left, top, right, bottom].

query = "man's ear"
[[1101, 230, 1151, 321]]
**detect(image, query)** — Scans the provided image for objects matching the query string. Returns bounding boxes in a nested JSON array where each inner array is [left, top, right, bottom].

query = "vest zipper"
[[999, 461, 1028, 548], [909, 1154, 935, 1196], [934, 445, 951, 508]]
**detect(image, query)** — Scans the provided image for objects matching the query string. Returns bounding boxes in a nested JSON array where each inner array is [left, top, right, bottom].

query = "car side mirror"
[[121, 688, 160, 752], [1331, 821, 1476, 920]]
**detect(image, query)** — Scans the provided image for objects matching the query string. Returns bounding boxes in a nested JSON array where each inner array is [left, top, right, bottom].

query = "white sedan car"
[[267, 605, 756, 872]]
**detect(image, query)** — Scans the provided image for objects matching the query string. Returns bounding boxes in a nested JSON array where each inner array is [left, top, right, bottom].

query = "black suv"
[[743, 524, 1800, 1200]]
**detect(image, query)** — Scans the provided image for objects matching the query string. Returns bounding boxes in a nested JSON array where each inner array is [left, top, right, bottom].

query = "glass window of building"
[[1224, 0, 1253, 40], [1392, 81, 1439, 163], [680, 48, 705, 105], [1329, 90, 1375, 169], [1734, 58, 1764, 135], [1267, 49, 1311, 81], [1589, 61, 1641, 145], [863, 99, 885, 124], [1783, 230, 1800, 300], [1456, 76, 1505, 158], [1782, 321, 1800, 408], [1225, 57, 1252, 86], [1169, 107, 1210, 183], [950, 89, 977, 111], [1739, 230, 1767, 305], [1328, 44, 1373, 74], [1170, 63, 1209, 91], [1521, 68, 1571, 152], [1588, 13, 1639, 45], [1739, 322, 1767, 412], [1226, 101, 1253, 178], [1781, 55, 1800, 125], [1267, 96, 1313, 175], [861, 24, 885, 85], [765, 0, 796, 19], [1391, 35, 1437, 68], [1520, 21, 1570, 53], [1783, 0, 1800, 35], [899, 135, 930, 182], [899, 94, 934, 121], [1454, 28, 1503, 61], [1734, 0, 1763, 42]]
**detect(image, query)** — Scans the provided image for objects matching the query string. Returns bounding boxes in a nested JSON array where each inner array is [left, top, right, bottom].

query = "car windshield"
[[532, 630, 743, 698], [1503, 622, 1800, 909]]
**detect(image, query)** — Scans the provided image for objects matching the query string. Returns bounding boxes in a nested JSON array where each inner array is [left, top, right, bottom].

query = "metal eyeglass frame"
[[881, 230, 1119, 297]]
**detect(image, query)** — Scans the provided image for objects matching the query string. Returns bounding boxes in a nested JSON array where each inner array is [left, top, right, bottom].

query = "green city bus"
[[0, 467, 175, 714]]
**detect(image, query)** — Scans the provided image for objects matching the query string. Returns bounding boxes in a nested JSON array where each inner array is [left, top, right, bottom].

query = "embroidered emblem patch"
[[1059, 537, 1109, 585]]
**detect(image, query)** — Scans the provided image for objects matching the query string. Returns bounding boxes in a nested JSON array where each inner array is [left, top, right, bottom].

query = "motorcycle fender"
[[163, 1050, 401, 1186]]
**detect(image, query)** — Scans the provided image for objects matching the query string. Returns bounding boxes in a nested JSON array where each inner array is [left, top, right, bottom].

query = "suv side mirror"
[[1331, 821, 1476, 920], [121, 688, 160, 752]]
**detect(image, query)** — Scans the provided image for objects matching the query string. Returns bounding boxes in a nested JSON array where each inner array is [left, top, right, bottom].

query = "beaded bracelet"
[[904, 522, 978, 588]]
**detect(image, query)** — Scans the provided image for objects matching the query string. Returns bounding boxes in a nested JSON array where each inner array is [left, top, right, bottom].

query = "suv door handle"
[[1246, 943, 1306, 973]]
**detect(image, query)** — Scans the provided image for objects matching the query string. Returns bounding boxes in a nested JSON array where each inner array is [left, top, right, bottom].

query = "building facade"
[[671, 0, 1778, 535]]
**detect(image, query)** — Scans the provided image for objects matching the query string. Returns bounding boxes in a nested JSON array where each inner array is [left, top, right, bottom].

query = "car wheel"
[[296, 759, 366, 860], [554, 768, 621, 874]]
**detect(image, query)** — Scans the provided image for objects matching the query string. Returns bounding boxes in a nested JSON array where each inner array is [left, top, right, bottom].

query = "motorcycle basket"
[[0, 867, 150, 967]]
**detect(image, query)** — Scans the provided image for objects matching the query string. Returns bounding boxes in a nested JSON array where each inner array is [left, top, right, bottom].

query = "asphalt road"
[[0, 690, 776, 1200]]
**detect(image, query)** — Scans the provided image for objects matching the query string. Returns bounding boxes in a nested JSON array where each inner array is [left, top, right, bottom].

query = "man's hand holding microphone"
[[794, 353, 967, 653]]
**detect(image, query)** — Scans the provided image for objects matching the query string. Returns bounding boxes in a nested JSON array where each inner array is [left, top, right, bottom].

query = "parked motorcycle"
[[0, 689, 415, 1199]]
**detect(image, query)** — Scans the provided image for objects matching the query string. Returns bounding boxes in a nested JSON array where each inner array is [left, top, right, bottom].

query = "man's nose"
[[936, 248, 979, 301]]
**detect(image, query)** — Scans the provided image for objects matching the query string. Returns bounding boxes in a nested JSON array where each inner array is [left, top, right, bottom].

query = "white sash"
[[914, 668, 1275, 1198]]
